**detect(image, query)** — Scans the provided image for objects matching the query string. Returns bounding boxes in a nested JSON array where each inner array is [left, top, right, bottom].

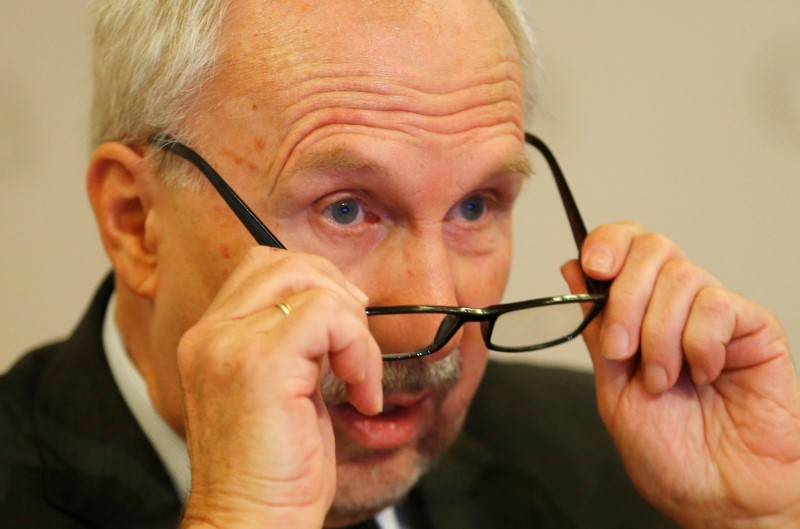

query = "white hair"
[[91, 0, 536, 184], [91, 1, 228, 147]]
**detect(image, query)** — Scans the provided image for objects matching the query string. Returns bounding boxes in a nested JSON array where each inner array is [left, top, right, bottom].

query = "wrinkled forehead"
[[214, 0, 522, 104]]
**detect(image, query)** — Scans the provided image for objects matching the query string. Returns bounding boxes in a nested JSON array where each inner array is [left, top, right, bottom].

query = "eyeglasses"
[[148, 132, 609, 360]]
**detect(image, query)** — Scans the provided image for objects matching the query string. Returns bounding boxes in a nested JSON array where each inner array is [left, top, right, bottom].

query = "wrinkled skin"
[[85, 0, 800, 528], [564, 223, 800, 528]]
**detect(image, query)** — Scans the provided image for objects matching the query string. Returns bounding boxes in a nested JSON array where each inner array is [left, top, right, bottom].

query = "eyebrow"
[[288, 144, 533, 182], [503, 149, 533, 179], [291, 148, 387, 176]]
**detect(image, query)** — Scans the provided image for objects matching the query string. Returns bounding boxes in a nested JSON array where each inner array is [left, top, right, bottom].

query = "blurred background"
[[1, 1, 798, 372]]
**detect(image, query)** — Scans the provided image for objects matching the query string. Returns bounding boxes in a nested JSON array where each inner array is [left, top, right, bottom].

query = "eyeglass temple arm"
[[524, 132, 608, 296], [150, 133, 606, 295], [149, 135, 286, 249]]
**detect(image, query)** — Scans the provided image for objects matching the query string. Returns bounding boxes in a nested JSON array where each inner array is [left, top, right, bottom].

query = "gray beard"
[[320, 350, 462, 404], [320, 350, 465, 523]]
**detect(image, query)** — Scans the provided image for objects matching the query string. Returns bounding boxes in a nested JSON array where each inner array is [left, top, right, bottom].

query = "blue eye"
[[459, 196, 486, 221], [330, 199, 361, 225]]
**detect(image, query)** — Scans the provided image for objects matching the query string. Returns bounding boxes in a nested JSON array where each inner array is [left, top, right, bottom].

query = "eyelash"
[[318, 189, 505, 231], [451, 193, 497, 222], [320, 194, 378, 226]]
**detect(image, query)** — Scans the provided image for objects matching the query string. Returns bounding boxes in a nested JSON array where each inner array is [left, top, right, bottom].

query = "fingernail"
[[645, 364, 669, 394], [346, 281, 369, 304], [583, 245, 614, 275], [601, 323, 630, 360]]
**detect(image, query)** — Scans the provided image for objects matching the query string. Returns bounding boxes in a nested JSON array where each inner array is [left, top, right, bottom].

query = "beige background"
[[1, 1, 799, 372]]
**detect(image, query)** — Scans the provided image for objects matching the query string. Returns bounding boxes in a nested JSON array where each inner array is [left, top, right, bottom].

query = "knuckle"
[[617, 220, 644, 233], [682, 286, 730, 351], [177, 323, 206, 360], [693, 285, 729, 318], [269, 252, 319, 280], [608, 279, 639, 308], [305, 287, 346, 314], [176, 323, 216, 378], [642, 318, 672, 351], [636, 232, 671, 252], [640, 232, 686, 261], [594, 220, 642, 234], [681, 324, 719, 362], [242, 244, 277, 264], [660, 259, 697, 285], [268, 251, 343, 284]]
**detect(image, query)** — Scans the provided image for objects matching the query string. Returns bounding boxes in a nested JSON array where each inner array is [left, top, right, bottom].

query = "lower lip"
[[329, 394, 431, 450]]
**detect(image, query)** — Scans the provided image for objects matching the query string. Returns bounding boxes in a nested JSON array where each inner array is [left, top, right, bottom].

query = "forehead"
[[215, 0, 521, 106], [191, 0, 526, 190]]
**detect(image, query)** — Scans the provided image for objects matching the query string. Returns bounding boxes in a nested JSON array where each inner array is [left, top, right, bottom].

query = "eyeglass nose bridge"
[[366, 305, 499, 361], [430, 310, 497, 357]]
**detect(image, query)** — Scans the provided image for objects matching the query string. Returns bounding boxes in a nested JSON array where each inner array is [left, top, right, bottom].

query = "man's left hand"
[[562, 221, 800, 528]]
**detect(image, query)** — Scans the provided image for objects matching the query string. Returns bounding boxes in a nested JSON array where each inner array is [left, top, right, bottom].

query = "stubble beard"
[[320, 350, 465, 521]]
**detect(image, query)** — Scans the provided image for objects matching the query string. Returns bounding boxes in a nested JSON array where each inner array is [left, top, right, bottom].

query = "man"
[[2, 0, 799, 528]]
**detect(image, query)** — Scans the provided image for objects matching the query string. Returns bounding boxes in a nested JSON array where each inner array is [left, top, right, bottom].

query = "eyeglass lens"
[[149, 133, 606, 360]]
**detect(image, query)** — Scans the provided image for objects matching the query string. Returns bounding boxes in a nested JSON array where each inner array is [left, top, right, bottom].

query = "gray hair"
[[91, 0, 536, 183], [91, 1, 227, 147]]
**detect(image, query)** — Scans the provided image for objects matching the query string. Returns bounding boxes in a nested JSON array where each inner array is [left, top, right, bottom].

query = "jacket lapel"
[[32, 275, 181, 528], [415, 425, 574, 529]]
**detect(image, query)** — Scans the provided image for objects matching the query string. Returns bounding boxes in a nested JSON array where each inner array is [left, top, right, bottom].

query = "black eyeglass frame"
[[148, 132, 609, 360]]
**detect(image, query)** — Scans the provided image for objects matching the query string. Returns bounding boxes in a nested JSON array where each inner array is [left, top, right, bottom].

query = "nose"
[[365, 229, 463, 360]]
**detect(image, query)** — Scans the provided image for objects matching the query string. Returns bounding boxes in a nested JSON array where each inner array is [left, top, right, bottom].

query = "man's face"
[[153, 0, 525, 523]]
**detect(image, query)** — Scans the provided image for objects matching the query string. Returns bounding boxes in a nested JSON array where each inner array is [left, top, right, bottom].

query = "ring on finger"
[[275, 301, 292, 316]]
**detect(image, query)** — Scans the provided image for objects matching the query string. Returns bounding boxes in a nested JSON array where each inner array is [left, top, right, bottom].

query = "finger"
[[639, 259, 721, 393], [682, 286, 789, 386], [561, 259, 600, 353], [597, 232, 686, 361], [278, 289, 383, 415], [341, 337, 384, 416], [561, 259, 632, 409], [209, 247, 368, 321], [580, 221, 644, 280], [681, 286, 732, 386]]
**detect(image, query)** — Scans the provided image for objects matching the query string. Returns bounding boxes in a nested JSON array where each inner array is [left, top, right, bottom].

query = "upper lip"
[[381, 388, 433, 409]]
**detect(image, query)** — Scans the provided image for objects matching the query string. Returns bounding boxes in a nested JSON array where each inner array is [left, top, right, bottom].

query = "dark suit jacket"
[[0, 276, 676, 528]]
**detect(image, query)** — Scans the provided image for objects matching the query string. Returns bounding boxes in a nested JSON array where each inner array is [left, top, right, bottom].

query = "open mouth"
[[328, 390, 433, 450]]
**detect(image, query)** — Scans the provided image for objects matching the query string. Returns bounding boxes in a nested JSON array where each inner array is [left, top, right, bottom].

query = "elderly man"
[[2, 0, 800, 528]]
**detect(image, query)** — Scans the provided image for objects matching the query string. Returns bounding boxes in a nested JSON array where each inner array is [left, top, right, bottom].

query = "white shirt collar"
[[376, 505, 404, 529], [102, 292, 406, 528], [103, 293, 191, 503]]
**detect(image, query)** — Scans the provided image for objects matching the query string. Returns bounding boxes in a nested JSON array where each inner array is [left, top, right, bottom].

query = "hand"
[[562, 222, 800, 528], [176, 247, 383, 529]]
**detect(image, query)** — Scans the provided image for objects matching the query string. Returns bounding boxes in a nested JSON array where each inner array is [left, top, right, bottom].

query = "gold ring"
[[275, 301, 292, 316]]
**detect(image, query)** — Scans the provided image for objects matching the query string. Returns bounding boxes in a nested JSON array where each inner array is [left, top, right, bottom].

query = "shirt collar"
[[102, 292, 407, 527], [103, 293, 191, 503]]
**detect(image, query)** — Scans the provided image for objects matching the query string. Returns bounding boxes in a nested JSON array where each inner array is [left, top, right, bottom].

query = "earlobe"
[[86, 142, 159, 299]]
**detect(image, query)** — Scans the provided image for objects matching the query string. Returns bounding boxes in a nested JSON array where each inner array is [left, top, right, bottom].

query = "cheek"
[[155, 199, 250, 322], [438, 330, 489, 425], [455, 245, 512, 306]]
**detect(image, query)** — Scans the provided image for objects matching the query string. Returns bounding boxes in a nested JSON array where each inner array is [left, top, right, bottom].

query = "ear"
[[86, 142, 160, 299]]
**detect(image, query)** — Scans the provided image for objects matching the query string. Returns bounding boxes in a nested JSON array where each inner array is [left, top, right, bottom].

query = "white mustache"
[[320, 350, 462, 405]]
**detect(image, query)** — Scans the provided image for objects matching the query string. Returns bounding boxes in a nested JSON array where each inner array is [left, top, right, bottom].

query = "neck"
[[115, 281, 187, 437]]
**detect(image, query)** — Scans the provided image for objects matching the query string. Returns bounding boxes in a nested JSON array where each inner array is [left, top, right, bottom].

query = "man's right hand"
[[175, 247, 383, 529]]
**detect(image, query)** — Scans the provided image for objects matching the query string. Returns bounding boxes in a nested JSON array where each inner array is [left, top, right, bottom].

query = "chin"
[[326, 401, 468, 524], [327, 446, 429, 524]]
